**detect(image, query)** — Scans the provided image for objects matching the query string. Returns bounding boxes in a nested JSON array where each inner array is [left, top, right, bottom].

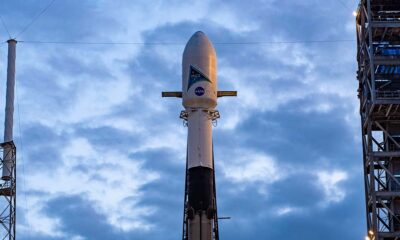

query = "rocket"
[[163, 31, 236, 240]]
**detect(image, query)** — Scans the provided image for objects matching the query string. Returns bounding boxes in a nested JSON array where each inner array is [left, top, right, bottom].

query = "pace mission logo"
[[187, 65, 211, 91]]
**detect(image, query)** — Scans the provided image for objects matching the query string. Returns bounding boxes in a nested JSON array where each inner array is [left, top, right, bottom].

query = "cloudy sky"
[[0, 0, 363, 239]]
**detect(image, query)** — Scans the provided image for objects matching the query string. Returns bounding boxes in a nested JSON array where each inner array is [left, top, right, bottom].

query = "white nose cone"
[[182, 31, 217, 109]]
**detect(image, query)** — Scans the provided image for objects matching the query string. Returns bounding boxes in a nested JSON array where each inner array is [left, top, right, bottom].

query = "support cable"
[[0, 16, 11, 39], [0, 0, 11, 38], [15, 0, 57, 38], [336, 0, 353, 11], [15, 77, 31, 232], [15, 39, 355, 46]]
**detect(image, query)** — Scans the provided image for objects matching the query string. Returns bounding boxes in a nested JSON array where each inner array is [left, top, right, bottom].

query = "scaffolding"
[[356, 0, 400, 239]]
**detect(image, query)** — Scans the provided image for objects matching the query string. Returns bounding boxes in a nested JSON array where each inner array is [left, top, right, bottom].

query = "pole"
[[2, 39, 16, 180]]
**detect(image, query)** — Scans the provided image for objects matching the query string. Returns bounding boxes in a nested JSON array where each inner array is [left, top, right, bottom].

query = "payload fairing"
[[163, 31, 236, 240]]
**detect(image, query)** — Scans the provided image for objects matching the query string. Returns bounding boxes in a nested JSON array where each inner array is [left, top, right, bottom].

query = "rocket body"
[[182, 31, 217, 240], [163, 30, 235, 239]]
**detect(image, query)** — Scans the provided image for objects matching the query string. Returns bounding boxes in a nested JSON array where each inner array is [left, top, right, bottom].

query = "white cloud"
[[209, 6, 259, 33], [302, 102, 334, 113], [216, 106, 241, 130], [18, 195, 64, 238], [220, 150, 284, 184], [316, 170, 348, 204], [219, 65, 309, 114], [275, 206, 303, 216], [71, 236, 86, 240], [20, 137, 160, 236]]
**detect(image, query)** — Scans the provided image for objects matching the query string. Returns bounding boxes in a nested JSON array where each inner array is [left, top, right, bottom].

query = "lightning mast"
[[356, 1, 400, 239], [0, 39, 17, 240]]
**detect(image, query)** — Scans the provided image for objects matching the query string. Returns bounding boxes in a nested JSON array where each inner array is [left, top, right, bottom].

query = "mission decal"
[[187, 65, 211, 91]]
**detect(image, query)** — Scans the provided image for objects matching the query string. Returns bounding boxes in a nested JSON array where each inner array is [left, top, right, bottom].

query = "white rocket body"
[[162, 31, 235, 239], [187, 110, 213, 169], [182, 31, 217, 240], [183, 31, 217, 170]]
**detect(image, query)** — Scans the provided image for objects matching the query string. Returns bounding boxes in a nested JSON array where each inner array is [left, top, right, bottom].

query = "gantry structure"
[[356, 0, 400, 239]]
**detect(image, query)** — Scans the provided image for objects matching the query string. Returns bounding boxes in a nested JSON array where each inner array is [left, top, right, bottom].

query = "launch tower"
[[356, 1, 400, 239]]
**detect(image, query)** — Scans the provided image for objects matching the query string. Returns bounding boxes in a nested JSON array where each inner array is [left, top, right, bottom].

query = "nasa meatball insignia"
[[195, 87, 205, 96]]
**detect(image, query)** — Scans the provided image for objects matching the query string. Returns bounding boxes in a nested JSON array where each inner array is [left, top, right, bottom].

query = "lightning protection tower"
[[0, 39, 17, 240]]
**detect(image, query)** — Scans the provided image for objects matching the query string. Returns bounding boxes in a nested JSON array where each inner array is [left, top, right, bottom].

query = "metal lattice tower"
[[356, 0, 400, 239], [0, 142, 16, 240]]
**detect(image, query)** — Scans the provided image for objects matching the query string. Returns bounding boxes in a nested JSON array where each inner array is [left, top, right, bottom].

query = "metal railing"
[[376, 90, 400, 99]]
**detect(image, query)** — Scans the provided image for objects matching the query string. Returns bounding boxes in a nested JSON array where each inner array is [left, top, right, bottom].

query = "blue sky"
[[0, 0, 363, 239]]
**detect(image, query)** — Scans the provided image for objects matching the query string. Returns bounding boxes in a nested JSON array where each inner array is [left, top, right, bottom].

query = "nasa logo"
[[195, 87, 205, 96]]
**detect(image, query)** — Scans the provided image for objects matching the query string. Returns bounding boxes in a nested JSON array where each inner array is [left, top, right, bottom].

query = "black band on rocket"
[[187, 166, 214, 213]]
